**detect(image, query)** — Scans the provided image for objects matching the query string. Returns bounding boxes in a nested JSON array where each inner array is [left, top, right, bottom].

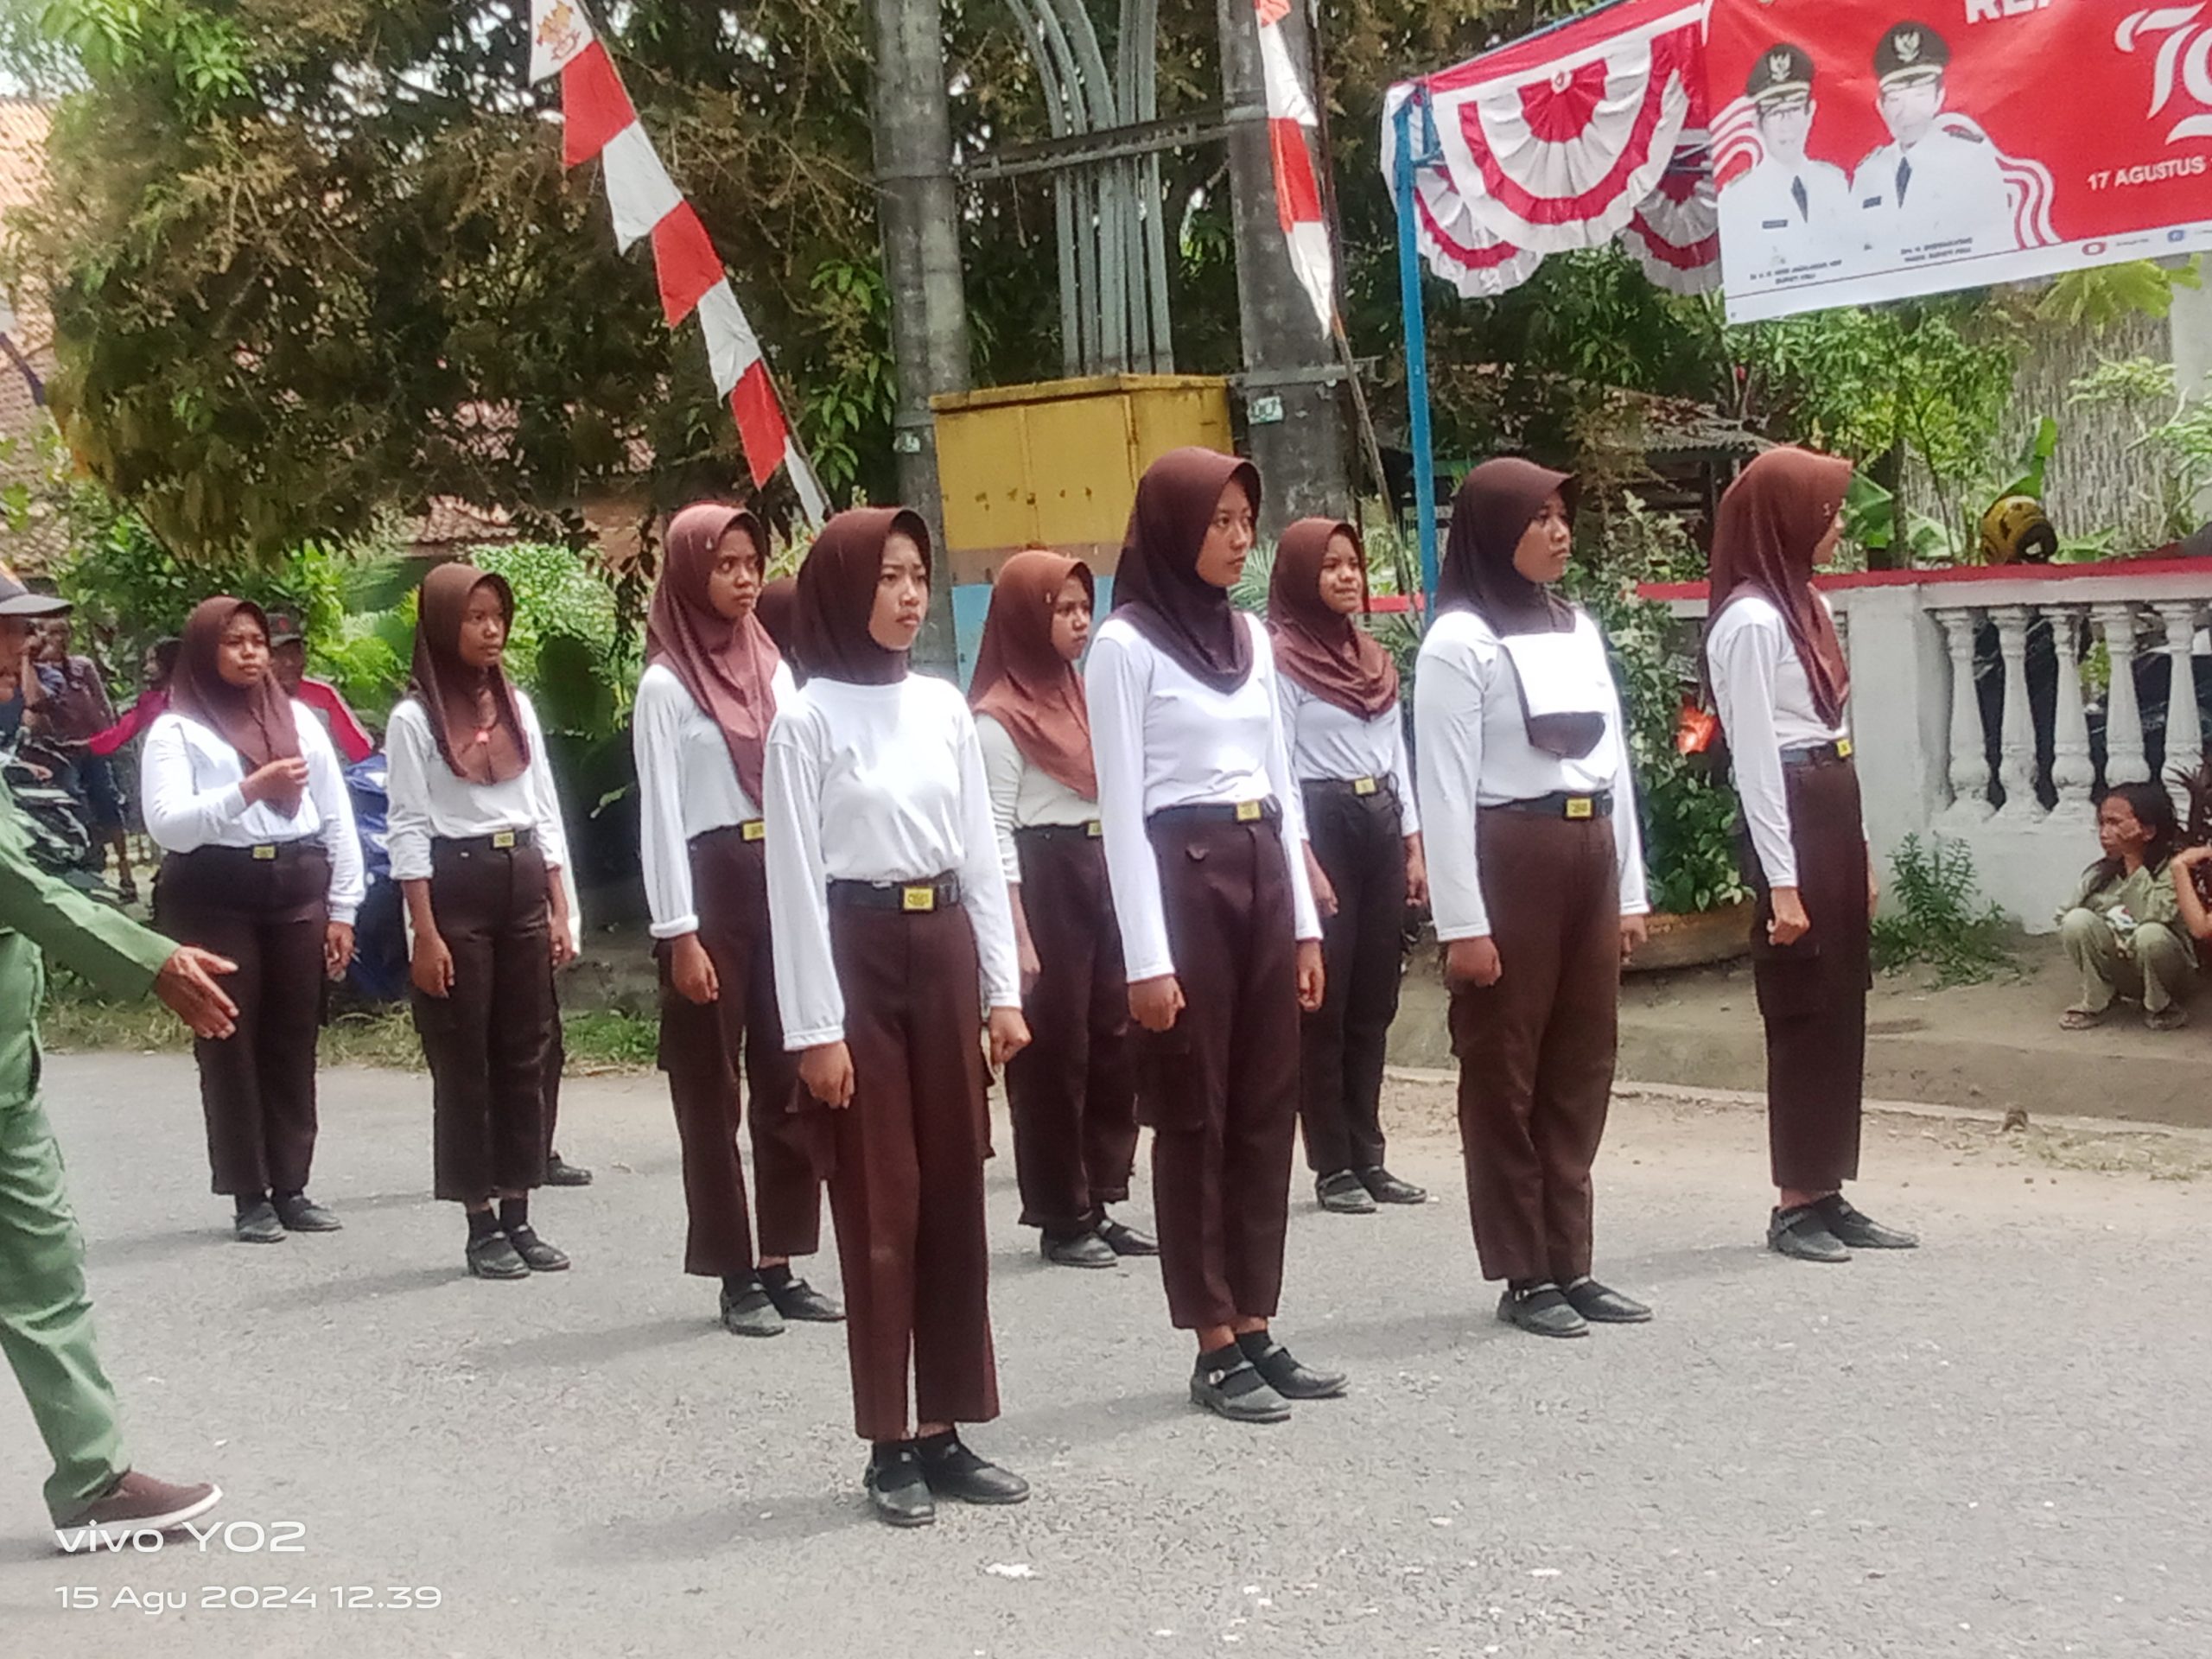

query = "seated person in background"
[[2056, 783, 2194, 1033]]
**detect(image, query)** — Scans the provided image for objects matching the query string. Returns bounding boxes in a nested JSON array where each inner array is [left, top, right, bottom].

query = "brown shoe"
[[54, 1471, 221, 1553]]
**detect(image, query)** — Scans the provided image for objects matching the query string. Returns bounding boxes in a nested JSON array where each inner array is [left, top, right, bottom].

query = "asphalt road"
[[3, 1054, 2207, 1658]]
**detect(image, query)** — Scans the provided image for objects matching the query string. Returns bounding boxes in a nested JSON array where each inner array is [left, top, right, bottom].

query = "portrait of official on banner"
[[1707, 2, 2212, 323]]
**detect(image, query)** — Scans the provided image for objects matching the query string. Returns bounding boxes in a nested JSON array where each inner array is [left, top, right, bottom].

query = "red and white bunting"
[[1254, 0, 1333, 332], [528, 0, 825, 523]]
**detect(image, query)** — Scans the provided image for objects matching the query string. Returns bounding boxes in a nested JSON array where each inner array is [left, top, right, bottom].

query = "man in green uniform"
[[1, 573, 241, 1550]]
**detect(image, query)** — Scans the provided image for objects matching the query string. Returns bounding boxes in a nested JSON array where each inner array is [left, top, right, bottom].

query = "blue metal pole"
[[1392, 91, 1439, 609]]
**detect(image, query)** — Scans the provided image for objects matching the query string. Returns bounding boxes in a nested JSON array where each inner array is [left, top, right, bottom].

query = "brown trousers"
[[823, 899, 998, 1442], [156, 844, 330, 1198], [412, 838, 554, 1203], [1743, 755, 1870, 1192], [1298, 781, 1408, 1175], [1138, 811, 1300, 1331], [1008, 827, 1137, 1236], [1447, 810, 1621, 1284], [657, 827, 823, 1274]]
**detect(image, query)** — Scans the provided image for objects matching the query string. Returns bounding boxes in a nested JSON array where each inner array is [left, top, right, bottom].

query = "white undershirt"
[[1275, 677, 1421, 836], [632, 659, 796, 940], [139, 706, 367, 925], [1084, 613, 1322, 982], [975, 713, 1099, 885], [1413, 608, 1649, 941], [384, 690, 570, 883], [1706, 594, 1851, 890], [762, 674, 1020, 1050]]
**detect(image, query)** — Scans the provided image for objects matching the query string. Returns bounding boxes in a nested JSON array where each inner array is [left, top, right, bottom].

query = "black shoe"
[[1236, 1332, 1348, 1400], [763, 1275, 844, 1323], [543, 1154, 594, 1187], [1042, 1230, 1118, 1269], [1357, 1166, 1428, 1205], [1814, 1195, 1918, 1250], [467, 1233, 530, 1280], [720, 1283, 785, 1338], [1769, 1205, 1851, 1264], [505, 1226, 569, 1272], [1189, 1351, 1293, 1423], [1560, 1276, 1651, 1324], [865, 1446, 936, 1529], [917, 1436, 1030, 1506], [1096, 1217, 1160, 1256], [1497, 1281, 1590, 1338], [272, 1194, 342, 1233], [1315, 1170, 1376, 1214], [232, 1202, 285, 1245]]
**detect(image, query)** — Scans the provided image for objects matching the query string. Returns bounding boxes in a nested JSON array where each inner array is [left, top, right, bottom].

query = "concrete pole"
[[866, 0, 973, 672], [1213, 0, 1350, 533]]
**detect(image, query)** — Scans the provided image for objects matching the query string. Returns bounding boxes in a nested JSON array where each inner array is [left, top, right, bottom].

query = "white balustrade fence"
[[1652, 562, 2212, 931]]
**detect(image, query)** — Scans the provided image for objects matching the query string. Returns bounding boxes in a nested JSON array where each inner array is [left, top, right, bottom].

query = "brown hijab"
[[794, 508, 931, 687], [1436, 458, 1578, 635], [755, 575, 800, 676], [1266, 518, 1399, 720], [970, 550, 1097, 798], [1706, 447, 1853, 727], [168, 596, 304, 818], [648, 502, 780, 804], [1111, 447, 1261, 694], [411, 563, 531, 785]]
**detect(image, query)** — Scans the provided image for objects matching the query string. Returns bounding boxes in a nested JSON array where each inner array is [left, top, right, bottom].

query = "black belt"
[[828, 874, 962, 913], [435, 827, 537, 855], [187, 839, 321, 864], [1147, 798, 1281, 830], [1781, 739, 1855, 768], [1304, 775, 1395, 801], [696, 819, 768, 847], [1493, 790, 1613, 821], [1014, 821, 1103, 842]]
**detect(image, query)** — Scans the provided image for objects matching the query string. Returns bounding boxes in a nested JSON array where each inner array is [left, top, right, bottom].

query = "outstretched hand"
[[154, 945, 238, 1039]]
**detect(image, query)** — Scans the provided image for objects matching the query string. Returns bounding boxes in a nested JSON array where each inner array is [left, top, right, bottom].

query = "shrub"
[[1872, 833, 2014, 985]]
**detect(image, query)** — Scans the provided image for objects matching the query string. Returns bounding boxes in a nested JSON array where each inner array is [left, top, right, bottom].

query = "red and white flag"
[[1253, 0, 1334, 332], [528, 0, 825, 522]]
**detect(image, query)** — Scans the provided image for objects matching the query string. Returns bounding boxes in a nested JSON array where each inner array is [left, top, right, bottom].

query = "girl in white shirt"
[[386, 563, 575, 1281], [1086, 447, 1340, 1426], [1414, 461, 1650, 1340], [634, 502, 838, 1336], [1267, 518, 1429, 1216], [143, 597, 363, 1244], [970, 550, 1153, 1270], [1704, 446, 1916, 1264], [762, 508, 1030, 1529]]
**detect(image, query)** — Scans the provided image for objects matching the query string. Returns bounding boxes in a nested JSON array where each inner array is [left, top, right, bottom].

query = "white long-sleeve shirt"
[[384, 690, 569, 883], [1275, 677, 1421, 836], [1413, 608, 1649, 941], [762, 674, 1020, 1051], [632, 659, 796, 939], [975, 713, 1098, 885], [1706, 594, 1849, 890], [139, 706, 367, 925], [1084, 613, 1322, 982]]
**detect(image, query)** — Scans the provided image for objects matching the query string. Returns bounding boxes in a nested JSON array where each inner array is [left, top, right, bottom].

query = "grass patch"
[[39, 972, 658, 1075], [1872, 833, 2017, 987]]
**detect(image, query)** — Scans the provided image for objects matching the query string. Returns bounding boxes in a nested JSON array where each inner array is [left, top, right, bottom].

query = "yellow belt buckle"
[[251, 843, 277, 861], [1835, 737, 1853, 759], [1235, 799, 1262, 823], [1084, 820, 1103, 839], [1351, 776, 1377, 798], [901, 885, 937, 913], [741, 819, 767, 843], [491, 830, 517, 850], [1565, 796, 1594, 820]]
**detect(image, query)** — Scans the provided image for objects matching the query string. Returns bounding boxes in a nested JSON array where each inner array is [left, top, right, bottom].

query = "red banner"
[[1706, 2, 2212, 322]]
